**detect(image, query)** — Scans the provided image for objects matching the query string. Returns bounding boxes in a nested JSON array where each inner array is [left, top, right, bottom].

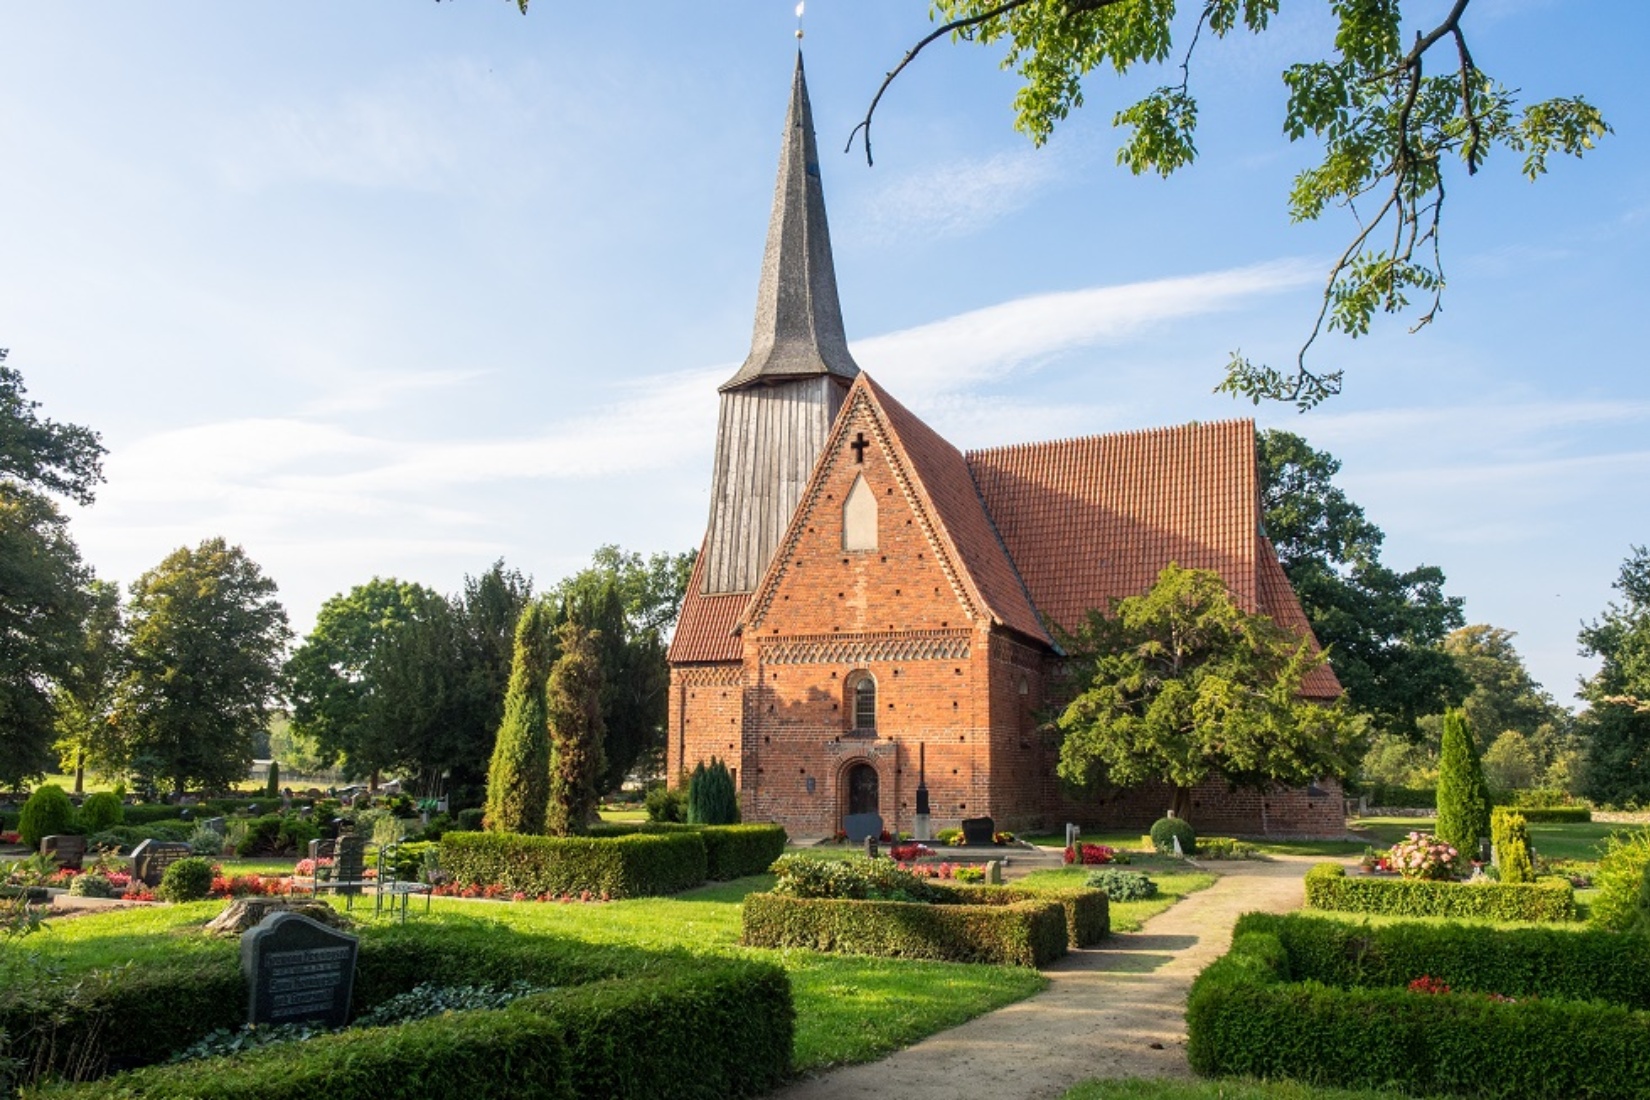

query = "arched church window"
[[850, 673, 877, 733], [843, 473, 877, 551]]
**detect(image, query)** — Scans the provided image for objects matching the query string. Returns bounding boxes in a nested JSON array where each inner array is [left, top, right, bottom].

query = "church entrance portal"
[[845, 762, 878, 818]]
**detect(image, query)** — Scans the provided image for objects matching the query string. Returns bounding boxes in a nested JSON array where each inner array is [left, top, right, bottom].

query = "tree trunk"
[[1170, 785, 1192, 820], [369, 770, 380, 794], [73, 751, 84, 796]]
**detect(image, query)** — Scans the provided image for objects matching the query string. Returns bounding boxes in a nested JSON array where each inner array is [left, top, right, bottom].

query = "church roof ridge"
[[964, 417, 1257, 460], [720, 52, 861, 393]]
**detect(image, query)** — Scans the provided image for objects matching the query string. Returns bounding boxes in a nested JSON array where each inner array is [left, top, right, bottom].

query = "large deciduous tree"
[[1442, 624, 1571, 767], [114, 539, 291, 796], [1057, 563, 1358, 819], [854, 2, 1608, 406], [548, 545, 694, 790], [1258, 429, 1467, 738], [0, 487, 90, 786], [0, 348, 105, 505], [52, 579, 126, 794], [485, 602, 554, 834], [1577, 546, 1650, 806], [545, 620, 606, 837]]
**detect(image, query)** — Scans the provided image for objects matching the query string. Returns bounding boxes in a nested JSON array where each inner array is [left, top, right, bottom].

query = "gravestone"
[[961, 816, 995, 846], [842, 812, 882, 844], [241, 911, 358, 1027], [985, 860, 1003, 885], [131, 839, 192, 888], [1064, 823, 1080, 851], [204, 817, 227, 836], [40, 835, 86, 870]]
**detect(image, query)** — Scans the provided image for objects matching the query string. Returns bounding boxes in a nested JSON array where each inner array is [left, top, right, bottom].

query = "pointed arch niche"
[[843, 473, 877, 551]]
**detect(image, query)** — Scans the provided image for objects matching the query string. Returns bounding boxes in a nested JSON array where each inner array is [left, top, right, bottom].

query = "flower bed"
[[1305, 862, 1576, 921], [1187, 911, 1650, 1099], [1063, 843, 1118, 866]]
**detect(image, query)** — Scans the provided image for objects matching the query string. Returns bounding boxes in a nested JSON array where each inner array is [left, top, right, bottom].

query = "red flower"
[[1408, 975, 1452, 995]]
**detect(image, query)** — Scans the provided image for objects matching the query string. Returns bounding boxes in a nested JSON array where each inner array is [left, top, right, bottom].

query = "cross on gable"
[[850, 432, 869, 464]]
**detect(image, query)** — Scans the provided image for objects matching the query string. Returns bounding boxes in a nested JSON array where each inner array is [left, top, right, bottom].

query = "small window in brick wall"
[[843, 474, 877, 551], [849, 672, 876, 734]]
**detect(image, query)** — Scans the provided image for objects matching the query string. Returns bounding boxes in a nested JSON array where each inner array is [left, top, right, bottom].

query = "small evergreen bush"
[[1148, 815, 1196, 855], [1491, 807, 1534, 884], [187, 824, 226, 856], [1086, 868, 1159, 901], [67, 874, 115, 898], [455, 807, 485, 832], [769, 854, 941, 903], [687, 757, 741, 826], [1197, 837, 1258, 860], [1591, 828, 1650, 931], [644, 784, 687, 823], [265, 760, 280, 801], [77, 791, 124, 833], [157, 856, 216, 902], [19, 784, 76, 847]]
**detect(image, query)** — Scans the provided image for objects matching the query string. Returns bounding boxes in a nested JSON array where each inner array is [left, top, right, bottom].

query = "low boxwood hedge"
[[439, 830, 708, 898], [936, 883, 1109, 949], [15, 919, 791, 1099], [1187, 912, 1650, 1099], [1305, 862, 1576, 922], [741, 891, 1068, 967], [585, 822, 788, 880], [1514, 805, 1593, 823]]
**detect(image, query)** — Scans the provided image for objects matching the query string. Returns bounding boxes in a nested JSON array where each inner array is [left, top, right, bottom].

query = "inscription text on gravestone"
[[241, 911, 358, 1027]]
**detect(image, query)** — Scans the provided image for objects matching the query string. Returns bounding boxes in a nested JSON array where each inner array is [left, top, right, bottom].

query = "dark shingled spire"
[[720, 53, 860, 392]]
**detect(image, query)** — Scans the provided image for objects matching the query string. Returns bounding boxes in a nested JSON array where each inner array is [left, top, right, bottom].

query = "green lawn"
[[5, 873, 1045, 1075], [1350, 816, 1630, 862], [1017, 856, 1218, 931], [1063, 1079, 1427, 1100], [1020, 831, 1367, 859]]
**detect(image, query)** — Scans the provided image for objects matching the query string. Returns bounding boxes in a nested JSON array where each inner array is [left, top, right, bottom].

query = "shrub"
[[19, 784, 76, 847], [67, 874, 115, 898], [485, 602, 554, 836], [699, 824, 787, 880], [1388, 831, 1460, 880], [937, 882, 1110, 948], [77, 792, 125, 833], [1304, 862, 1576, 922], [1197, 837, 1258, 860], [1510, 805, 1593, 823], [644, 784, 687, 823], [265, 760, 280, 801], [687, 757, 740, 826], [769, 855, 941, 903], [1436, 707, 1491, 858], [1087, 868, 1158, 901], [544, 620, 606, 837], [187, 824, 226, 857], [157, 857, 216, 903], [1591, 827, 1650, 932], [1492, 807, 1535, 884], [440, 831, 706, 899], [455, 808, 485, 832], [1149, 815, 1196, 856], [1187, 916, 1650, 1099], [741, 891, 1067, 967], [233, 814, 319, 857]]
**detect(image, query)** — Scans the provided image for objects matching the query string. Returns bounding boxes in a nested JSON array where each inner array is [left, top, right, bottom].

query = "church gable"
[[745, 383, 982, 639]]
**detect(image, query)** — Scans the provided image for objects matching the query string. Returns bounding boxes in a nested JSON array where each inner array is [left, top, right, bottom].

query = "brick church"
[[666, 56, 1345, 840]]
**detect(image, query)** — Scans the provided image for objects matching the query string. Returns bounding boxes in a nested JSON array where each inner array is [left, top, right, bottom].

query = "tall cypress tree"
[[545, 621, 606, 837], [1435, 708, 1491, 857], [484, 603, 553, 834]]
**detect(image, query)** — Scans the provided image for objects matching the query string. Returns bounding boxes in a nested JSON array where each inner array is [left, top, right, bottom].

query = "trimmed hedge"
[[1513, 805, 1592, 823], [936, 883, 1109, 948], [13, 918, 791, 1099], [741, 891, 1068, 967], [1305, 862, 1576, 922], [440, 830, 707, 898], [1187, 912, 1650, 1099], [585, 822, 788, 880]]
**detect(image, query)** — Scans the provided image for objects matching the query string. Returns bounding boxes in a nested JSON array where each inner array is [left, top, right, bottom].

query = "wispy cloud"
[[301, 368, 491, 415], [850, 148, 1064, 241]]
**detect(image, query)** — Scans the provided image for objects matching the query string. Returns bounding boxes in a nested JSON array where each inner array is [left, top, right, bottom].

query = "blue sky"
[[3, 2, 1645, 707]]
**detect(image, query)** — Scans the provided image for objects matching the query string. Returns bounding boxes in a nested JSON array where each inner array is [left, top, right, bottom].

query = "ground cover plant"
[[1187, 910, 1650, 1099]]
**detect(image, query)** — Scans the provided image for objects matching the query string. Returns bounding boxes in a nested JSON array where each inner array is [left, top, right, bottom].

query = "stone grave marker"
[[204, 817, 227, 836], [961, 816, 996, 846], [41, 835, 86, 870], [242, 911, 358, 1027], [842, 812, 882, 844], [863, 834, 879, 860], [131, 839, 192, 888]]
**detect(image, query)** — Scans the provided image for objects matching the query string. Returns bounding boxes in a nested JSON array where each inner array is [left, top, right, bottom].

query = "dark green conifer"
[[687, 757, 741, 826], [545, 621, 606, 836], [484, 603, 553, 834], [1435, 708, 1491, 858]]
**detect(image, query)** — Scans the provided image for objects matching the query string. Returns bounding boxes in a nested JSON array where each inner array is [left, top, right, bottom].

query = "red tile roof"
[[966, 420, 1260, 638], [667, 544, 747, 664], [1255, 535, 1343, 699], [861, 377, 1052, 646]]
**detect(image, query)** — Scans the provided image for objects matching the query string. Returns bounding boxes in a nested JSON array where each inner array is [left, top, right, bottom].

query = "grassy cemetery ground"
[[3, 868, 1047, 1075], [1350, 814, 1620, 861], [1016, 856, 1217, 932]]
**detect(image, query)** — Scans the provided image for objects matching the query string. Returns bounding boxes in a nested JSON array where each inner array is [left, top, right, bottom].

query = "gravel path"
[[772, 854, 1319, 1100]]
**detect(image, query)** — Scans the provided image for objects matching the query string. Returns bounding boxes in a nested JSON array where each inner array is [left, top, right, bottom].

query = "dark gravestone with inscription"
[[131, 839, 192, 888], [41, 835, 86, 870], [242, 911, 358, 1027], [961, 816, 996, 846]]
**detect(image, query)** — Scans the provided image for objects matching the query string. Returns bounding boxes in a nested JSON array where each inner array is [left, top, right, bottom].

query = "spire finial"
[[795, 2, 805, 40]]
